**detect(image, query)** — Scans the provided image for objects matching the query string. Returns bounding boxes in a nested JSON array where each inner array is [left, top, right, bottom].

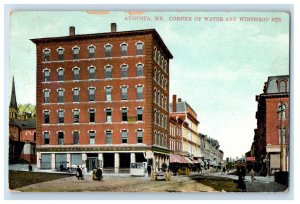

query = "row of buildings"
[[247, 75, 289, 175], [9, 23, 224, 172]]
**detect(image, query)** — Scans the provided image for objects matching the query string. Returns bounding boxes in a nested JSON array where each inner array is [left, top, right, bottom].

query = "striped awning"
[[170, 154, 193, 164]]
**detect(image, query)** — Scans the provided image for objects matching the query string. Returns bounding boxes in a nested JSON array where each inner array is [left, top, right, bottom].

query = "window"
[[73, 89, 79, 102], [278, 103, 286, 120], [153, 47, 157, 60], [154, 131, 157, 145], [88, 46, 95, 58], [137, 86, 143, 100], [154, 110, 157, 124], [137, 130, 143, 143], [137, 108, 143, 121], [105, 87, 112, 101], [58, 89, 64, 103], [73, 131, 79, 144], [136, 42, 143, 55], [89, 131, 95, 144], [161, 95, 164, 107], [121, 65, 128, 78], [44, 70, 50, 82], [89, 67, 95, 80], [157, 133, 160, 146], [136, 64, 143, 77], [164, 116, 167, 128], [44, 132, 50, 145], [58, 132, 64, 145], [73, 109, 79, 123], [279, 81, 286, 93], [161, 114, 164, 127], [44, 111, 50, 124], [105, 66, 112, 79], [89, 88, 95, 101], [105, 44, 112, 58], [278, 128, 286, 144], [89, 109, 95, 123], [122, 108, 128, 122], [44, 90, 50, 103], [73, 68, 79, 80], [58, 69, 64, 81], [58, 48, 64, 61], [164, 61, 168, 71], [73, 47, 79, 60], [106, 130, 112, 144], [157, 112, 160, 125], [58, 110, 64, 123], [106, 109, 112, 122], [44, 49, 50, 62], [157, 52, 161, 65], [121, 44, 128, 56], [121, 130, 128, 143], [153, 69, 157, 80], [157, 92, 160, 104], [121, 86, 128, 100], [157, 72, 160, 84], [154, 89, 157, 102]]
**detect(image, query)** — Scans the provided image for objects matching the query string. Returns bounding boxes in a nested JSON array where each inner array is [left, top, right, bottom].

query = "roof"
[[30, 28, 173, 59], [264, 75, 289, 94], [9, 118, 36, 129]]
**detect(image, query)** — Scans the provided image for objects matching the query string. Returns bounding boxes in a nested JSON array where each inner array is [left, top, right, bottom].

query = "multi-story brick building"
[[31, 23, 173, 172], [169, 95, 201, 162], [254, 75, 289, 175]]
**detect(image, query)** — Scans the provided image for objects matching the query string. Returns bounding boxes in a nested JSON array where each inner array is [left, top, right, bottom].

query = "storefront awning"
[[170, 155, 193, 164]]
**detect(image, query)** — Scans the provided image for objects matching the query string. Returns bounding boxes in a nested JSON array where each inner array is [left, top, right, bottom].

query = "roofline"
[[30, 28, 173, 59]]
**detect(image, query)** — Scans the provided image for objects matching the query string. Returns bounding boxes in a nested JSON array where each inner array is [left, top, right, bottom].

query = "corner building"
[[32, 24, 173, 172], [254, 75, 289, 175]]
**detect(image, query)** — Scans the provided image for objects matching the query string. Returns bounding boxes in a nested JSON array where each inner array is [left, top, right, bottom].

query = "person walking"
[[250, 169, 256, 182], [147, 165, 152, 177], [76, 165, 83, 180]]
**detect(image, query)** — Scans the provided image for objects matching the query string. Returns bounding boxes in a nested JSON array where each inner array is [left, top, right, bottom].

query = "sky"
[[9, 11, 290, 159]]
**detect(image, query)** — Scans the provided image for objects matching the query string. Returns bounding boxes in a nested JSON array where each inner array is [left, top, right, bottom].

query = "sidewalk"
[[244, 176, 288, 192]]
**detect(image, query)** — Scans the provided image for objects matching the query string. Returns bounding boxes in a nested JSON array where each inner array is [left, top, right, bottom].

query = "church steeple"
[[9, 76, 19, 119]]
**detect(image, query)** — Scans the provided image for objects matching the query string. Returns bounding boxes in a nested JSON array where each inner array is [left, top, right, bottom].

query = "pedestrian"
[[76, 165, 83, 180], [250, 169, 256, 182], [147, 165, 152, 177]]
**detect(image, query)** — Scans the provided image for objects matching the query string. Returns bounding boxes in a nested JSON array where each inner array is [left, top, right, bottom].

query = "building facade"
[[31, 24, 173, 172], [254, 75, 289, 175], [169, 95, 201, 162]]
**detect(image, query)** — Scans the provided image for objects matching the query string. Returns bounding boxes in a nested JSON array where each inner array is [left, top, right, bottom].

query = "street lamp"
[[277, 102, 285, 172]]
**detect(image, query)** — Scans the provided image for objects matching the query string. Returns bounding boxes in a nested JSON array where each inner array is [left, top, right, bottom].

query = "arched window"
[[278, 103, 286, 120], [279, 81, 286, 93], [153, 68, 157, 80], [157, 71, 160, 84], [157, 51, 161, 65], [153, 47, 157, 61]]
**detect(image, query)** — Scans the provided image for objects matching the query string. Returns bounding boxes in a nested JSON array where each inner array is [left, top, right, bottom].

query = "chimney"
[[69, 26, 75, 36], [172, 95, 177, 113], [111, 23, 117, 32], [178, 98, 182, 102]]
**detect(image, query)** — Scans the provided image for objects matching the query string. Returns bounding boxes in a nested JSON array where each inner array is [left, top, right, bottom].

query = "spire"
[[10, 76, 18, 109]]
